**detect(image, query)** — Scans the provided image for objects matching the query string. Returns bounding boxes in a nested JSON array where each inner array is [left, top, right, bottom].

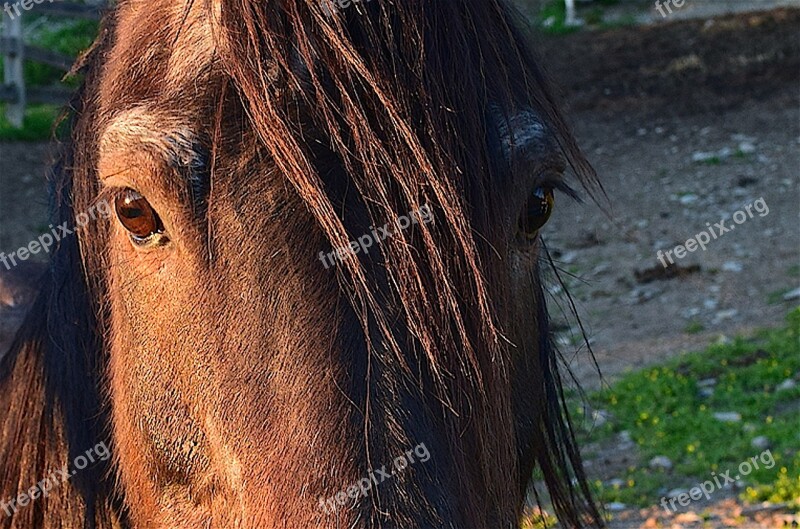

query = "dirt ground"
[[0, 5, 798, 528], [538, 7, 800, 391]]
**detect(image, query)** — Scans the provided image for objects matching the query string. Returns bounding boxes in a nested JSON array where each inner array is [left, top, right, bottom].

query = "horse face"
[[0, 1, 602, 528], [96, 36, 354, 529]]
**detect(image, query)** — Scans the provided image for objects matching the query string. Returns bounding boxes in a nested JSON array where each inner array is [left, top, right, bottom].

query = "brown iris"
[[114, 189, 164, 243], [518, 187, 554, 239]]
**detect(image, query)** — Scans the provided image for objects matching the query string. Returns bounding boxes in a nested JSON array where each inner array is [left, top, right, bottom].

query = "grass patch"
[[598, 14, 638, 30], [685, 320, 705, 334], [574, 308, 800, 509], [536, 0, 582, 35], [768, 288, 795, 305], [520, 508, 557, 529], [0, 104, 60, 141], [534, 0, 635, 34]]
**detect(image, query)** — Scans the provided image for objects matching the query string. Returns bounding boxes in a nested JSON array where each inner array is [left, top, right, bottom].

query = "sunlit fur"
[[0, 1, 603, 527]]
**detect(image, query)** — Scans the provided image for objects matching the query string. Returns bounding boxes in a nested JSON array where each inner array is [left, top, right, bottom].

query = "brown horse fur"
[[0, 0, 605, 527]]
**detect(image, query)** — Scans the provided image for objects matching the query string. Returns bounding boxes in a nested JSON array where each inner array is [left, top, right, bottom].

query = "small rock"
[[722, 261, 743, 273], [713, 309, 739, 324], [738, 141, 756, 154], [627, 286, 662, 305], [592, 263, 611, 275], [776, 379, 797, 392], [560, 251, 579, 265], [682, 307, 702, 319], [740, 502, 790, 516], [713, 412, 742, 423], [704, 298, 718, 310], [692, 151, 717, 163], [751, 436, 771, 450], [783, 287, 800, 301], [699, 388, 714, 398], [592, 409, 612, 427], [618, 431, 635, 449], [697, 378, 717, 388], [732, 133, 757, 143], [679, 194, 699, 205], [649, 455, 673, 471], [667, 488, 689, 499], [605, 502, 626, 512]]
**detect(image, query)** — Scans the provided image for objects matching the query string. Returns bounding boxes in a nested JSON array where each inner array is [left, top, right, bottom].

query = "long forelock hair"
[[0, 1, 603, 527], [211, 1, 602, 524]]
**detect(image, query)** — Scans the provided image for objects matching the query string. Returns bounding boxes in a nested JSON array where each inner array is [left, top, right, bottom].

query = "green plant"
[[685, 320, 705, 334], [537, 0, 582, 35], [572, 308, 800, 509], [0, 104, 60, 141]]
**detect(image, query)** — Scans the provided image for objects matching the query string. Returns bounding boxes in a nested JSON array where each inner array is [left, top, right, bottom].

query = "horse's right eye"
[[114, 189, 165, 245], [518, 186, 555, 240]]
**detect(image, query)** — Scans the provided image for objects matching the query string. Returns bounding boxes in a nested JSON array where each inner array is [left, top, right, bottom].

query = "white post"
[[564, 0, 583, 27], [2, 10, 25, 128]]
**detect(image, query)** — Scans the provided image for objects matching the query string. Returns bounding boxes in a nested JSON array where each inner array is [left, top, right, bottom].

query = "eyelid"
[[96, 186, 121, 209], [534, 171, 578, 201]]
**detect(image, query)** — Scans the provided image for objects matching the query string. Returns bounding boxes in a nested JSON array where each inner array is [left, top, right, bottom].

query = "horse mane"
[[0, 1, 603, 527], [0, 21, 124, 528]]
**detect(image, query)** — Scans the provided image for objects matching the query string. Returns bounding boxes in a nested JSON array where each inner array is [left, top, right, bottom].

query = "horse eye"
[[518, 187, 555, 239], [114, 189, 164, 244]]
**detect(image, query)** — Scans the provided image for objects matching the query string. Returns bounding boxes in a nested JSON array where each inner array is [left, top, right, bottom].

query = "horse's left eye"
[[518, 187, 554, 239], [114, 189, 165, 245]]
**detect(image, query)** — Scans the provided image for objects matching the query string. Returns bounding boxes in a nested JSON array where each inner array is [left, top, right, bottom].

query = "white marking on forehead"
[[98, 107, 208, 201], [490, 106, 549, 163], [100, 107, 200, 169]]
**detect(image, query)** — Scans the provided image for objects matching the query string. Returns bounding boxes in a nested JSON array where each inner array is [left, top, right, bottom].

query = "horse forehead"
[[102, 0, 217, 105], [489, 105, 550, 161]]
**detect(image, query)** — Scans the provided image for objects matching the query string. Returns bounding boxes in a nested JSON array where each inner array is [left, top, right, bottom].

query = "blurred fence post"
[[1, 12, 25, 128]]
